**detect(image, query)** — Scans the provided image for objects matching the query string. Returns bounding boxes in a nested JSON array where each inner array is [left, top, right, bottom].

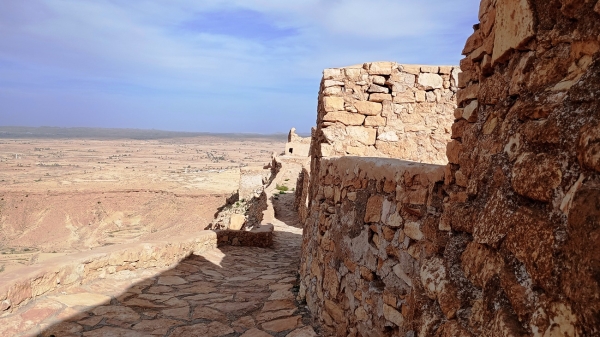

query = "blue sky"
[[0, 0, 480, 134]]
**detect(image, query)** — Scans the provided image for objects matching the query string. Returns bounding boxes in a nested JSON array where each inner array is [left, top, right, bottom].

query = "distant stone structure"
[[298, 1, 600, 336], [285, 128, 311, 157]]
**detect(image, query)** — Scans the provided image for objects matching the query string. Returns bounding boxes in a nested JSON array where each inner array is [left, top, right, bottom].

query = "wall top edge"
[[322, 61, 458, 71]]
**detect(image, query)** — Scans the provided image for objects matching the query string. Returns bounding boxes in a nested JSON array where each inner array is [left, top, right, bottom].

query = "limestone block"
[[364, 195, 384, 223], [369, 62, 394, 75], [372, 76, 386, 85], [511, 153, 562, 202], [462, 30, 483, 55], [418, 73, 443, 90], [369, 93, 392, 102], [323, 86, 342, 96], [323, 68, 343, 80], [367, 84, 389, 94], [415, 91, 426, 102], [457, 83, 479, 105], [462, 100, 478, 122], [364, 115, 386, 127], [322, 126, 347, 143], [354, 101, 382, 116], [323, 96, 345, 112], [346, 126, 376, 146], [324, 80, 345, 88], [346, 146, 367, 156], [383, 304, 404, 327], [439, 66, 453, 75], [421, 66, 439, 73], [404, 222, 424, 241], [323, 111, 365, 126], [492, 0, 535, 64], [377, 131, 399, 142], [392, 91, 416, 103], [402, 65, 421, 75]]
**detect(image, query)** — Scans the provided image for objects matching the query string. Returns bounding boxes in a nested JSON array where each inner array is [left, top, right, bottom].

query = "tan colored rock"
[[240, 328, 274, 337], [364, 115, 386, 127], [383, 304, 404, 326], [323, 111, 365, 126], [404, 222, 424, 241], [346, 146, 367, 156], [230, 214, 246, 230], [421, 65, 439, 73], [369, 62, 394, 75], [402, 64, 421, 75], [323, 80, 344, 88], [285, 326, 317, 337], [354, 101, 382, 116], [323, 96, 345, 112], [462, 100, 478, 122], [365, 195, 384, 223], [492, 0, 535, 64], [346, 126, 376, 146], [369, 93, 392, 102], [511, 152, 562, 202], [446, 140, 462, 164], [418, 73, 443, 90]]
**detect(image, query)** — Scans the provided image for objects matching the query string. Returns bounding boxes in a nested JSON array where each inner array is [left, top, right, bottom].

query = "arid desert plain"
[[0, 127, 286, 274]]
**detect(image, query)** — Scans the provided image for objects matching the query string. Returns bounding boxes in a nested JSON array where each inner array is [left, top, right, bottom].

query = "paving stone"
[[161, 306, 189, 320], [262, 316, 302, 333], [240, 328, 274, 337], [83, 326, 146, 337], [169, 321, 234, 337], [132, 318, 181, 335], [50, 293, 111, 308], [91, 305, 141, 322], [157, 276, 188, 285], [4, 185, 320, 337], [192, 306, 227, 321], [286, 326, 318, 337]]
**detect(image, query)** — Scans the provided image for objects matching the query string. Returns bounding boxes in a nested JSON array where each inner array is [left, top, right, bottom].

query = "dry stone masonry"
[[313, 62, 458, 164], [299, 1, 600, 336]]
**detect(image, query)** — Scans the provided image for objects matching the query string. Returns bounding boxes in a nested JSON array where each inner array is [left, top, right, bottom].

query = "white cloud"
[[0, 0, 480, 132]]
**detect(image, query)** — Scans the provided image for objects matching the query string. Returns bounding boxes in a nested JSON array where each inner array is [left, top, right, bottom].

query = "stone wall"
[[285, 127, 311, 157], [299, 1, 600, 336], [299, 157, 447, 336], [312, 62, 458, 165], [444, 0, 600, 335]]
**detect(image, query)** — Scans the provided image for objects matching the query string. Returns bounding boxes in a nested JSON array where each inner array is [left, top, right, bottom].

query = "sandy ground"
[[0, 135, 285, 273]]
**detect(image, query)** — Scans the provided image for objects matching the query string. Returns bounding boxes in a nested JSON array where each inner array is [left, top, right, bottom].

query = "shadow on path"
[[1, 193, 320, 337]]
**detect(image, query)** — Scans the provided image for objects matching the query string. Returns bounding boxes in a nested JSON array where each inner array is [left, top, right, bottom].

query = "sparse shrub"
[[276, 184, 288, 192], [279, 190, 286, 195]]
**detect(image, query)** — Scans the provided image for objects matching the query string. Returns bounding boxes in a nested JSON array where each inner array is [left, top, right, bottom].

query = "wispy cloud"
[[0, 0, 480, 133]]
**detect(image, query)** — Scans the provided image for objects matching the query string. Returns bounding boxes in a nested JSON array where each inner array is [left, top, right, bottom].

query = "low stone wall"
[[217, 224, 274, 248], [0, 231, 217, 315], [300, 0, 600, 335], [299, 157, 447, 336], [294, 167, 311, 224]]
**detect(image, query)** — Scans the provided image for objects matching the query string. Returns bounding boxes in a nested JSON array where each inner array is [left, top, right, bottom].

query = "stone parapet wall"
[[299, 157, 448, 336], [0, 231, 217, 315], [443, 0, 600, 335], [312, 62, 459, 165], [300, 1, 600, 336]]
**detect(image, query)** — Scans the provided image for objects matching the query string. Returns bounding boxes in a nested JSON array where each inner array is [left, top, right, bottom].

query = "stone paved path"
[[0, 192, 321, 337]]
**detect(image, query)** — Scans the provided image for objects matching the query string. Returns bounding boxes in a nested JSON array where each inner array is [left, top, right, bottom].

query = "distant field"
[[0, 129, 286, 273], [0, 126, 291, 140]]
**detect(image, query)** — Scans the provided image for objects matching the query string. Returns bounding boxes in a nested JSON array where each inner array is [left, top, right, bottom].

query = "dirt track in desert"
[[0, 133, 285, 274]]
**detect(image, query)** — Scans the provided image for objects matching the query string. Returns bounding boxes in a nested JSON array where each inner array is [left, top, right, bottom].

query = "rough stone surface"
[[0, 177, 323, 337]]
